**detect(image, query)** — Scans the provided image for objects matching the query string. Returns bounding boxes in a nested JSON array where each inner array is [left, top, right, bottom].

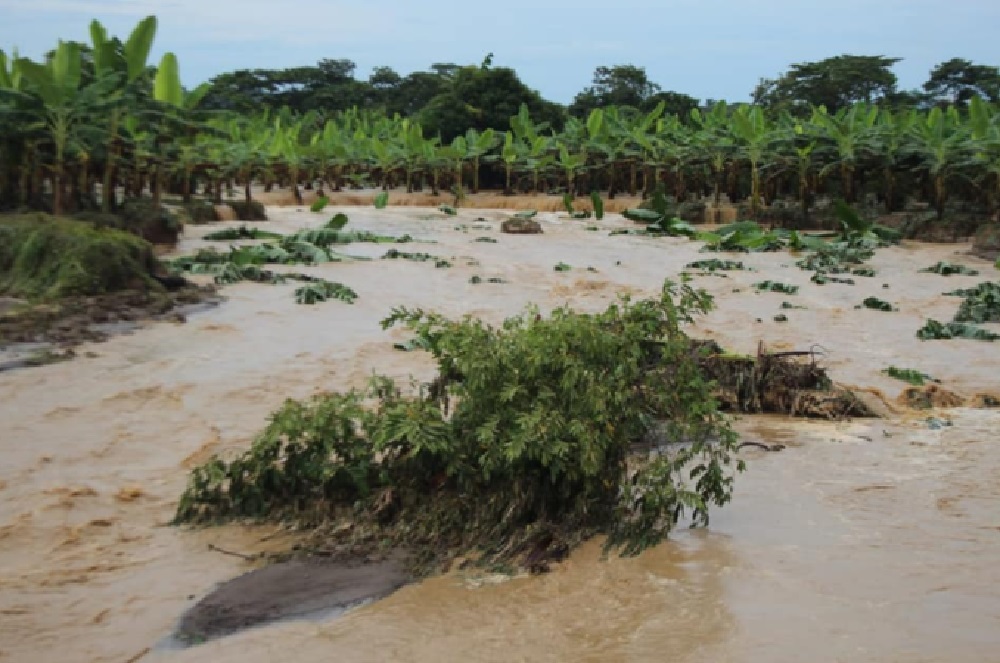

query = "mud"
[[0, 287, 220, 373], [1, 205, 999, 663], [174, 556, 409, 644]]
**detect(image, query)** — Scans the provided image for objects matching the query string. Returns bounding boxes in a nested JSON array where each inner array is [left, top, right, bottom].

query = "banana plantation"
[[3, 16, 1000, 229]]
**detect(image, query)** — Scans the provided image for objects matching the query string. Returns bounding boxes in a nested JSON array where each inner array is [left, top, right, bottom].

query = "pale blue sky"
[[2, 0, 998, 103]]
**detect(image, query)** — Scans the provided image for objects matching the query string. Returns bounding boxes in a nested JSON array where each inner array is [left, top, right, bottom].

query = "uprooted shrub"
[[174, 281, 745, 570]]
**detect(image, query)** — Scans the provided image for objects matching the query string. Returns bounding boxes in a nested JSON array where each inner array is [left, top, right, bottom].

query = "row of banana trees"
[[3, 15, 1000, 224]]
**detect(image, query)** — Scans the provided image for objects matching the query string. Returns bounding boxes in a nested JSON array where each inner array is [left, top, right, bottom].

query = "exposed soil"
[[0, 285, 219, 371], [175, 555, 410, 645]]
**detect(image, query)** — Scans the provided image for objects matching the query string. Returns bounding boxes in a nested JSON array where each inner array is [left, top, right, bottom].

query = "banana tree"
[[556, 145, 586, 196], [690, 101, 736, 206], [16, 41, 116, 215], [522, 135, 553, 193], [731, 105, 777, 217], [873, 108, 913, 213], [814, 104, 877, 204], [152, 50, 211, 203], [91, 16, 158, 212], [463, 128, 497, 193], [906, 106, 971, 220], [967, 96, 1000, 218], [497, 131, 524, 194]]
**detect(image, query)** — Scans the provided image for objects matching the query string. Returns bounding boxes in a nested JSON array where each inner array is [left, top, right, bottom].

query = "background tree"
[[753, 55, 901, 114], [419, 62, 563, 142], [569, 65, 660, 117], [924, 58, 1000, 107]]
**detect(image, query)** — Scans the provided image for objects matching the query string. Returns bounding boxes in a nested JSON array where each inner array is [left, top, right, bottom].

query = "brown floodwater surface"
[[1, 207, 998, 662]]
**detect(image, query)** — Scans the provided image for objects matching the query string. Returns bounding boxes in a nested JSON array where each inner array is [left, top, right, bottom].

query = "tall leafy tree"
[[924, 58, 1000, 107], [753, 55, 901, 113]]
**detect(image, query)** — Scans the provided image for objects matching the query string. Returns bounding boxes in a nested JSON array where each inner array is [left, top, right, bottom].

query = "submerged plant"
[[860, 297, 896, 311], [917, 319, 1000, 341], [294, 280, 357, 304], [882, 366, 934, 386], [753, 280, 799, 294], [921, 262, 980, 276], [685, 259, 746, 271]]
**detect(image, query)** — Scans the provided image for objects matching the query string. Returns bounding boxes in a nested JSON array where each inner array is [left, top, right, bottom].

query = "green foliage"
[[295, 280, 358, 305], [176, 281, 742, 568], [685, 259, 746, 271], [179, 200, 217, 225], [554, 262, 572, 271], [781, 301, 806, 309], [474, 237, 497, 243], [773, 314, 789, 322], [310, 196, 330, 213], [811, 273, 855, 285], [439, 205, 457, 216], [698, 222, 787, 252], [382, 249, 451, 268], [591, 191, 604, 220], [917, 320, 1000, 341], [562, 193, 575, 215], [0, 215, 161, 299], [952, 282, 1000, 323], [202, 225, 283, 241], [882, 366, 934, 386], [920, 262, 979, 276], [860, 297, 896, 311], [374, 192, 389, 209], [753, 281, 799, 294], [513, 210, 537, 219]]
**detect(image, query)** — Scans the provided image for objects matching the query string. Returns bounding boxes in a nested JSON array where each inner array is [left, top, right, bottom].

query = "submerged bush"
[[0, 215, 161, 299], [175, 281, 743, 568]]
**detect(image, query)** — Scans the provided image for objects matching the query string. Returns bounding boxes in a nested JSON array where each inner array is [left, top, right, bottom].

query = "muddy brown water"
[[1, 207, 999, 662]]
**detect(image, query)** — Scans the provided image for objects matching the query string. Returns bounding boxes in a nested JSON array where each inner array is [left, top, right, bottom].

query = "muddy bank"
[[173, 556, 409, 645], [1, 205, 998, 663], [0, 288, 219, 372]]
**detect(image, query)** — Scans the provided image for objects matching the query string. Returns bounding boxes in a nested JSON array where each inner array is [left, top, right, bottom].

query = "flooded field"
[[1, 206, 998, 662]]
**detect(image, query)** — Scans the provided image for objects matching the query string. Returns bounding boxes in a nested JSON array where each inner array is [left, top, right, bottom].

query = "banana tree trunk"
[[472, 157, 480, 194], [101, 110, 121, 213], [607, 163, 616, 199], [750, 161, 761, 218], [934, 174, 946, 221]]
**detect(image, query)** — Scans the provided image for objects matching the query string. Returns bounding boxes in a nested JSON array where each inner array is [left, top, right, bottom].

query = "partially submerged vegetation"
[[882, 366, 935, 386], [920, 281, 1000, 340], [921, 262, 980, 276], [176, 283, 745, 570], [176, 281, 875, 573]]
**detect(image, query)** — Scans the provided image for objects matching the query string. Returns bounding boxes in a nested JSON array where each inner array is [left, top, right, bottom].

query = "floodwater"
[[1, 206, 998, 662]]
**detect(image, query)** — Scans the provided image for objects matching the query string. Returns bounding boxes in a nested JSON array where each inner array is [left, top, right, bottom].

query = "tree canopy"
[[753, 55, 901, 113]]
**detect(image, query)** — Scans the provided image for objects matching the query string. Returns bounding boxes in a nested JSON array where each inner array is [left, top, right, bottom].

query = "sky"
[[2, 0, 999, 104]]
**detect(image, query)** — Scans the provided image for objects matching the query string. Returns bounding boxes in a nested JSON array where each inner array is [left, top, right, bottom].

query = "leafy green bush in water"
[[882, 366, 934, 386], [921, 262, 979, 276], [175, 281, 743, 568], [374, 192, 389, 209], [310, 196, 330, 213], [554, 262, 572, 271]]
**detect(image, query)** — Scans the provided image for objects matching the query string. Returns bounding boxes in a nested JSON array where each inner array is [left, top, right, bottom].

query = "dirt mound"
[[214, 205, 238, 221], [897, 384, 966, 410], [501, 217, 543, 234], [175, 556, 409, 644], [972, 224, 1000, 260], [971, 393, 1000, 408]]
